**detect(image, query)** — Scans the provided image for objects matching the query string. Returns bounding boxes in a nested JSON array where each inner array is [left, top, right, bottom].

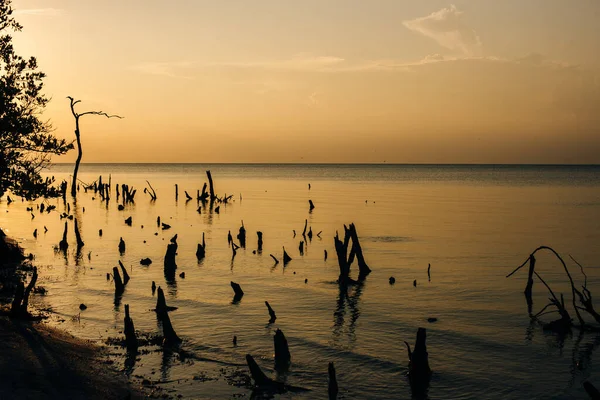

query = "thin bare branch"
[[77, 111, 123, 119], [569, 254, 588, 287]]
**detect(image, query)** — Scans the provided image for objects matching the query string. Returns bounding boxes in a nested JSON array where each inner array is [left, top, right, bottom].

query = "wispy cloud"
[[129, 61, 195, 79], [403, 5, 481, 56], [130, 55, 349, 78], [130, 53, 576, 81], [209, 54, 346, 71], [14, 8, 62, 16]]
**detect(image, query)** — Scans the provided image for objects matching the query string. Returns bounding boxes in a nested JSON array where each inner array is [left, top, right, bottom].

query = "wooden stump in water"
[[206, 170, 216, 203], [74, 218, 84, 249], [265, 301, 277, 323], [283, 247, 292, 265], [155, 286, 178, 313], [124, 304, 138, 353], [118, 237, 125, 254], [158, 306, 181, 346], [113, 266, 125, 295], [257, 231, 263, 253], [118, 260, 130, 285], [196, 242, 206, 261], [274, 328, 291, 371], [59, 221, 69, 251], [231, 281, 244, 303], [164, 240, 178, 282], [246, 354, 284, 390], [334, 223, 371, 285], [328, 362, 338, 400], [237, 221, 246, 248], [405, 327, 431, 392], [524, 255, 536, 314], [347, 223, 371, 279]]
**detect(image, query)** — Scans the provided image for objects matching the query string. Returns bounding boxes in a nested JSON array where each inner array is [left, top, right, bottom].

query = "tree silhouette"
[[0, 0, 72, 199], [67, 97, 122, 197]]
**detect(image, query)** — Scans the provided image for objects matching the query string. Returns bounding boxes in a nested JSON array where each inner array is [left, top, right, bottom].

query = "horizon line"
[[50, 162, 600, 167]]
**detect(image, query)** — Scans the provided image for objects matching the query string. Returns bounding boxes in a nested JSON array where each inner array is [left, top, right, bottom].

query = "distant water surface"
[[2, 163, 600, 399]]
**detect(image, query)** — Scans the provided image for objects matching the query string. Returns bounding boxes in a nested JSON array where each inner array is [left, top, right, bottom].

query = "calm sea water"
[[2, 164, 600, 399]]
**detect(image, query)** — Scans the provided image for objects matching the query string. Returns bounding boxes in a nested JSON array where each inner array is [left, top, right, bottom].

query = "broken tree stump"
[[196, 233, 206, 260], [283, 247, 292, 265], [405, 327, 431, 390], [118, 260, 130, 285], [309, 200, 315, 211], [145, 180, 157, 200], [206, 170, 216, 203], [328, 362, 338, 400], [246, 354, 285, 391], [59, 221, 68, 251], [347, 223, 371, 278], [265, 301, 277, 323], [274, 328, 291, 371], [524, 255, 536, 314], [257, 231, 263, 253], [74, 218, 84, 248], [113, 266, 125, 292], [506, 246, 594, 330], [118, 237, 125, 254], [334, 223, 371, 285], [124, 304, 138, 353], [155, 286, 177, 313], [231, 281, 244, 303], [164, 238, 178, 283], [157, 305, 181, 346], [237, 221, 246, 248]]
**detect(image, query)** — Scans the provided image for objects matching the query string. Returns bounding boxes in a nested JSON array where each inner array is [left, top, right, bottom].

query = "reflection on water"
[[3, 164, 600, 399], [332, 281, 364, 348]]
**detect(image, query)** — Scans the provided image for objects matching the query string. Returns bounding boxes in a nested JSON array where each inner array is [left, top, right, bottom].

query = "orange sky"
[[10, 0, 600, 163]]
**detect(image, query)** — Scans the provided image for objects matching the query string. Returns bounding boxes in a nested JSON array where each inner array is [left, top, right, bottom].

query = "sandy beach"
[[0, 315, 146, 400]]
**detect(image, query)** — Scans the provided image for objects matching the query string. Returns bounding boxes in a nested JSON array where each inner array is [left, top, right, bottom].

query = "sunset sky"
[[11, 0, 600, 163]]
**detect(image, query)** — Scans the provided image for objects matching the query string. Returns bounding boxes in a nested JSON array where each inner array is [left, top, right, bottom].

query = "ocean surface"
[[2, 163, 600, 399]]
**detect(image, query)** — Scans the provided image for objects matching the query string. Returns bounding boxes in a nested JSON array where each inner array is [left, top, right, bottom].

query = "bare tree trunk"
[[71, 120, 82, 197], [67, 96, 122, 198]]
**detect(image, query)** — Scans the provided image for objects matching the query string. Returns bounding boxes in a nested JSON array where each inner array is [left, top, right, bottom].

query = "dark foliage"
[[0, 0, 72, 199]]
